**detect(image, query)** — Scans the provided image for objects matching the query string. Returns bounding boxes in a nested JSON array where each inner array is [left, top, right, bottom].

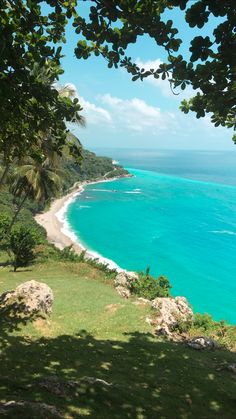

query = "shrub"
[[32, 243, 60, 262], [10, 225, 37, 271], [131, 268, 171, 300], [85, 256, 117, 277], [59, 245, 81, 262]]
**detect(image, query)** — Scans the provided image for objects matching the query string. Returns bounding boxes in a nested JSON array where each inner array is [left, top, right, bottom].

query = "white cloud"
[[62, 83, 112, 125], [99, 93, 177, 134], [136, 58, 172, 97], [80, 97, 112, 125], [62, 83, 178, 134]]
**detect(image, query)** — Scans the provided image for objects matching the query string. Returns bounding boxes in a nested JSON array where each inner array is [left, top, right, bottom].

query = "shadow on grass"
[[0, 311, 236, 419], [0, 261, 12, 268], [9, 268, 33, 273]]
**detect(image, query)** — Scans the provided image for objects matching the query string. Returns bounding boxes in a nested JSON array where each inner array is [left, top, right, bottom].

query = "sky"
[[59, 2, 234, 151]]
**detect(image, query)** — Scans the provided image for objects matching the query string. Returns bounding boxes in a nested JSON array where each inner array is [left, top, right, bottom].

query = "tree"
[[10, 159, 61, 229], [131, 269, 172, 300], [0, 1, 83, 188], [10, 225, 37, 271], [0, 213, 11, 252], [72, 0, 235, 140], [0, 0, 235, 158]]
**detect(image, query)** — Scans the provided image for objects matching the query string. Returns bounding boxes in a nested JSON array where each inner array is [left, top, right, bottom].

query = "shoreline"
[[35, 174, 132, 272]]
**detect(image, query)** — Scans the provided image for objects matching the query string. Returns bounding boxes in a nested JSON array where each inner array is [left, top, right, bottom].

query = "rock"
[[145, 316, 153, 326], [227, 363, 236, 375], [37, 375, 113, 397], [0, 400, 62, 417], [0, 280, 53, 316], [156, 324, 172, 337], [114, 271, 138, 289], [80, 376, 112, 386], [217, 363, 236, 374], [38, 376, 78, 397], [116, 286, 131, 298], [133, 298, 152, 306], [187, 336, 219, 350], [151, 296, 193, 335]]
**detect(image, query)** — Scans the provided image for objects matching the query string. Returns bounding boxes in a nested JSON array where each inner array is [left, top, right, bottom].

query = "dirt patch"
[[105, 303, 124, 314], [33, 318, 53, 337]]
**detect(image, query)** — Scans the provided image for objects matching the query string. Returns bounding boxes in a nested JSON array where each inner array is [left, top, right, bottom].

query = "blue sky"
[[59, 2, 234, 150]]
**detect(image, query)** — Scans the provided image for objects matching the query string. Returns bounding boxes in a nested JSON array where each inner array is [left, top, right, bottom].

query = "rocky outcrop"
[[133, 298, 152, 306], [116, 286, 131, 299], [114, 271, 138, 289], [149, 296, 193, 336], [0, 280, 53, 316], [114, 271, 138, 298], [187, 336, 219, 350]]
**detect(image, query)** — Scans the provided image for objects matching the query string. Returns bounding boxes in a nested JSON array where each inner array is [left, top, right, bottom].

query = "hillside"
[[0, 261, 236, 418], [0, 141, 129, 246], [59, 133, 129, 192], [1, 145, 236, 418]]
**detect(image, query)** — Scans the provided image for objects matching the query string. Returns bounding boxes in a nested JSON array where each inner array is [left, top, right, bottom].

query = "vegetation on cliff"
[[0, 139, 128, 270]]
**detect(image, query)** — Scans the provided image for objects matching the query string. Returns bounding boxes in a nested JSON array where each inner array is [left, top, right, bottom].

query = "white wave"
[[211, 230, 236, 236], [79, 205, 91, 208], [90, 188, 114, 192], [85, 249, 123, 272], [61, 222, 80, 245], [56, 190, 83, 224], [55, 185, 124, 272], [124, 190, 142, 194]]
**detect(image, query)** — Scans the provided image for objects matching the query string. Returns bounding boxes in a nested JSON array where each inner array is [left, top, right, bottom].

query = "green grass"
[[0, 261, 236, 418]]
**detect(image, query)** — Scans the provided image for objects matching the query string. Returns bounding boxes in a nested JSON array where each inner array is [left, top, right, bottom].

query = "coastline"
[[35, 174, 132, 272]]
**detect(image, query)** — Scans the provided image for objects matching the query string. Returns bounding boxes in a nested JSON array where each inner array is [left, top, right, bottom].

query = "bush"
[[10, 225, 37, 271], [59, 245, 81, 262], [131, 268, 171, 300]]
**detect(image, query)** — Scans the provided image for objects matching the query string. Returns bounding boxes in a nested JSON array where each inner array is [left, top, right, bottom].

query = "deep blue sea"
[[66, 149, 236, 323]]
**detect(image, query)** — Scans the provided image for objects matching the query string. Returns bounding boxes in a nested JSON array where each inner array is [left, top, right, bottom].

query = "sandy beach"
[[35, 184, 85, 254], [35, 176, 130, 271]]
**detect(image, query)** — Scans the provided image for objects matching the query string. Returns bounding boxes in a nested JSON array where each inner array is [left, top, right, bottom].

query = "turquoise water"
[[67, 152, 236, 323]]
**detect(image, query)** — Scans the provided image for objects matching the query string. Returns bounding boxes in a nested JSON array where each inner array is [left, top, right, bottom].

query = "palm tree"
[[39, 82, 86, 168], [9, 159, 61, 230]]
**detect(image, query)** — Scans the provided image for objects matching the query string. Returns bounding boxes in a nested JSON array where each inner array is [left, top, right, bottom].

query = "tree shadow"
[[0, 296, 41, 338], [0, 261, 12, 267], [1, 319, 236, 418], [9, 268, 33, 273]]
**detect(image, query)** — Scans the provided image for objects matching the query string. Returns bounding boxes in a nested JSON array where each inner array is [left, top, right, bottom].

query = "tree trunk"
[[0, 163, 10, 189], [8, 190, 30, 232]]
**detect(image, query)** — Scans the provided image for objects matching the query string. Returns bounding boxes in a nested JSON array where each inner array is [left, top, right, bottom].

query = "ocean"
[[66, 149, 236, 324]]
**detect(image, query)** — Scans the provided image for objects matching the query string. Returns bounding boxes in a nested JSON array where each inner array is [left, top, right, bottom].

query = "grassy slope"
[[0, 262, 236, 419]]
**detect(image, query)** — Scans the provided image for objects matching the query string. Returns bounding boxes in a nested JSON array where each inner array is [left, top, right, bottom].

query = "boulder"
[[133, 298, 152, 306], [116, 286, 131, 299], [114, 271, 138, 289], [0, 401, 62, 418], [187, 336, 219, 350], [151, 296, 193, 335], [0, 280, 53, 316], [37, 375, 113, 397]]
